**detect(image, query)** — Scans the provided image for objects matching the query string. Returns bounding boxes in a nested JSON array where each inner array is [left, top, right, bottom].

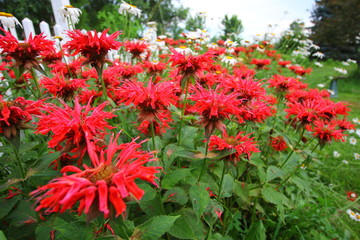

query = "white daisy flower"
[[342, 160, 349, 164], [224, 39, 238, 48], [354, 153, 360, 160], [347, 209, 357, 221], [312, 51, 325, 59], [347, 59, 357, 64], [334, 67, 347, 74], [0, 12, 22, 28], [207, 43, 218, 49], [349, 137, 357, 145], [342, 61, 350, 66], [327, 89, 335, 95], [118, 1, 141, 17], [352, 118, 360, 125], [317, 83, 325, 88], [314, 62, 323, 67], [59, 5, 82, 24], [221, 56, 237, 66], [356, 129, 360, 137], [348, 129, 355, 134], [333, 151, 341, 158], [174, 45, 193, 55]]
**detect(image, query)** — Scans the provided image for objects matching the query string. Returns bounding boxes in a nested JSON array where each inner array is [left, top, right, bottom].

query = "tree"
[[185, 14, 206, 31], [0, 0, 53, 35], [220, 14, 243, 41], [310, 0, 360, 64]]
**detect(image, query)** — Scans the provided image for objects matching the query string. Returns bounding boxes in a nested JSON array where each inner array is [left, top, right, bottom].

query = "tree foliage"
[[220, 14, 243, 41], [310, 0, 360, 63], [185, 14, 205, 31]]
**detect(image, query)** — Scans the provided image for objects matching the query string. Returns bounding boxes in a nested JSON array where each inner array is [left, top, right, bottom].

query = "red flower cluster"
[[209, 131, 260, 164], [250, 58, 271, 69], [64, 29, 121, 67], [36, 98, 115, 162], [124, 40, 149, 59], [271, 136, 288, 151], [31, 133, 160, 219], [288, 65, 312, 76], [0, 95, 37, 139], [0, 28, 55, 69]]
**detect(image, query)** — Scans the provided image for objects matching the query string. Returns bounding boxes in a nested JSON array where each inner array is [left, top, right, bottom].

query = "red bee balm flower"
[[64, 29, 121, 67], [346, 191, 358, 202], [0, 28, 55, 70], [40, 75, 88, 101], [31, 133, 160, 219], [0, 95, 37, 139], [271, 136, 288, 151], [124, 40, 149, 59], [209, 131, 260, 164], [189, 85, 242, 139], [36, 98, 115, 161]]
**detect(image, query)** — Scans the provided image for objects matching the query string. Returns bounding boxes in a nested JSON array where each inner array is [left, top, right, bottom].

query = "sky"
[[180, 0, 315, 40]]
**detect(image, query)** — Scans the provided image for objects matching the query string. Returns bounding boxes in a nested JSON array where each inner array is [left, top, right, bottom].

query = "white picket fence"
[[3, 0, 71, 41]]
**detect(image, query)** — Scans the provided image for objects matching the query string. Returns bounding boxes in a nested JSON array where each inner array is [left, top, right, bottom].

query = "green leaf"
[[178, 126, 198, 149], [168, 209, 205, 239], [0, 230, 7, 240], [5, 200, 36, 226], [163, 187, 188, 205], [35, 152, 61, 170], [266, 166, 285, 182], [35, 223, 53, 240], [161, 168, 192, 189], [220, 174, 234, 198], [245, 220, 266, 240], [189, 184, 210, 219], [110, 219, 134, 239], [0, 195, 20, 219], [234, 181, 250, 204], [54, 221, 94, 240], [262, 187, 291, 208], [136, 215, 179, 240]]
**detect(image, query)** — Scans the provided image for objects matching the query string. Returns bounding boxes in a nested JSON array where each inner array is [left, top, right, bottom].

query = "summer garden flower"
[[349, 137, 357, 145], [0, 95, 37, 139], [35, 98, 115, 162], [209, 131, 260, 164], [174, 45, 193, 55], [224, 39, 238, 48], [270, 136, 288, 151], [312, 51, 325, 59], [250, 58, 271, 69], [334, 67, 347, 75], [314, 62, 323, 67], [317, 83, 325, 88], [124, 40, 149, 59], [118, 1, 142, 17], [59, 5, 82, 25], [346, 191, 358, 201], [342, 160, 349, 164], [352, 118, 360, 124], [0, 29, 55, 70], [354, 153, 360, 160], [31, 133, 160, 219], [221, 56, 237, 65], [0, 12, 22, 28], [188, 85, 242, 139], [333, 151, 341, 158], [64, 29, 121, 68]]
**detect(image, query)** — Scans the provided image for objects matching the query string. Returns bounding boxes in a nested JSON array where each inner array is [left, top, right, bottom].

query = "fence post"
[[22, 18, 36, 39], [50, 0, 71, 31], [40, 21, 51, 39]]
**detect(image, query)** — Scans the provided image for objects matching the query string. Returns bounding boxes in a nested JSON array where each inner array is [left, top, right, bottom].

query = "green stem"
[[198, 139, 209, 183], [4, 135, 25, 179], [30, 68, 41, 99], [178, 76, 190, 146], [279, 127, 305, 168], [217, 161, 227, 201], [96, 64, 107, 101]]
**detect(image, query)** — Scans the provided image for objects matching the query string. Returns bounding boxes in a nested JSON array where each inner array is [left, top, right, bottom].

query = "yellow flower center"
[[225, 137, 239, 146], [179, 45, 187, 49], [64, 5, 74, 8], [89, 164, 118, 184], [226, 56, 234, 59], [215, 71, 221, 74], [53, 36, 63, 40], [129, 4, 137, 8], [0, 12, 14, 17], [245, 40, 250, 43]]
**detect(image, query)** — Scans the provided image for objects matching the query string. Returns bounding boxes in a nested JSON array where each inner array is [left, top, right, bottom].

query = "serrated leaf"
[[266, 166, 285, 182], [136, 215, 179, 240], [162, 168, 192, 189], [163, 187, 188, 205], [0, 195, 20, 219], [5, 200, 36, 226], [262, 187, 291, 208], [35, 152, 60, 170], [245, 220, 266, 240], [110, 219, 134, 239], [234, 181, 250, 204], [219, 174, 234, 198], [0, 230, 7, 240], [54, 221, 94, 240], [189, 184, 210, 220], [168, 209, 204, 239]]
